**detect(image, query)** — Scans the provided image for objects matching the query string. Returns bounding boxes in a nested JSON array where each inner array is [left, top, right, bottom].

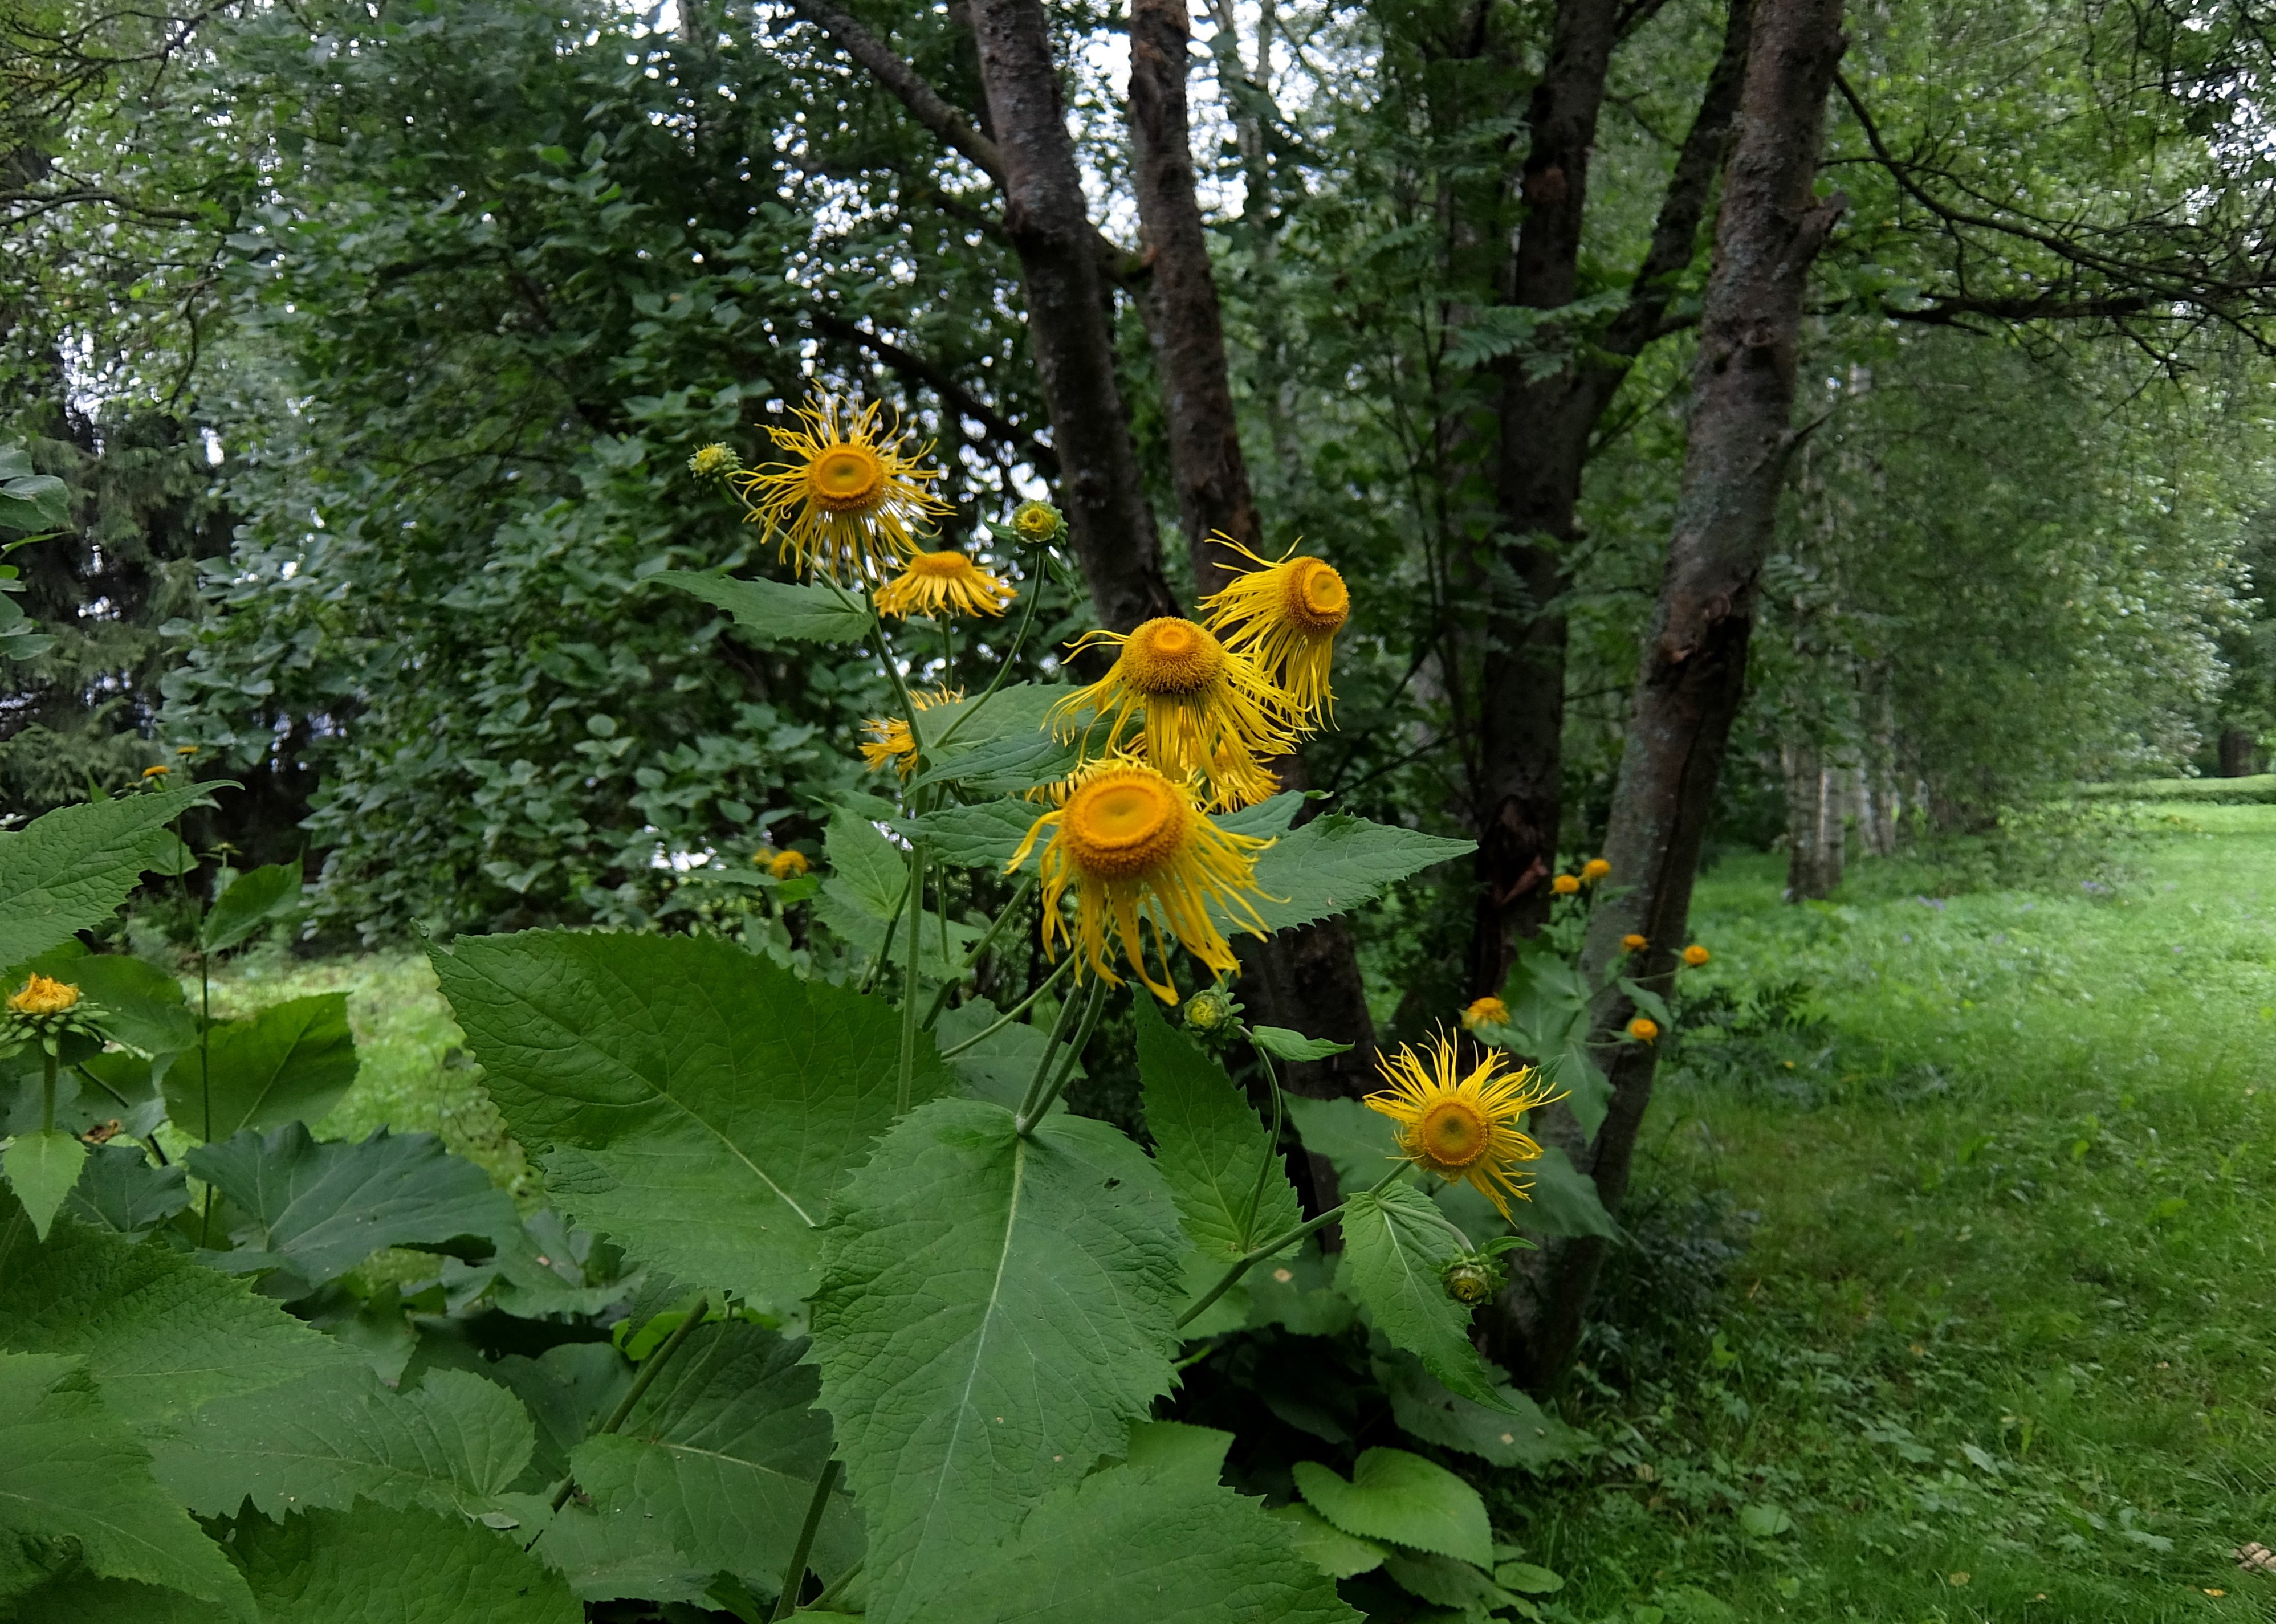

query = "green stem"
[[856, 866, 917, 997], [1009, 981, 1084, 1124], [40, 1051, 56, 1135], [922, 873, 1039, 1030], [937, 952, 1074, 1059], [897, 840, 927, 1115], [1238, 1036, 1285, 1248], [1176, 1164, 1411, 1331], [768, 1458, 844, 1621], [805, 1558, 863, 1614], [544, 1295, 711, 1516], [1015, 976, 1106, 1136], [923, 535, 1052, 757]]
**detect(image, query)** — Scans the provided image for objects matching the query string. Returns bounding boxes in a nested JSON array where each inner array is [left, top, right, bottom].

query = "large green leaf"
[[904, 683, 1070, 794], [0, 450, 68, 534], [823, 805, 906, 917], [233, 1501, 580, 1623], [162, 993, 359, 1143], [0, 786, 219, 969], [658, 568, 871, 643], [1525, 1144, 1618, 1239], [909, 1463, 1359, 1624], [564, 1323, 857, 1596], [153, 1365, 534, 1521], [201, 862, 305, 954], [0, 1192, 348, 1427], [1134, 998, 1300, 1265], [903, 798, 1039, 871], [1339, 1182, 1512, 1409], [64, 1143, 189, 1236], [0, 1576, 229, 1622], [809, 1099, 1186, 1624], [431, 931, 952, 1313], [0, 1352, 255, 1618], [1373, 1350, 1591, 1470], [1, 1132, 84, 1241], [1292, 1447, 1493, 1567], [1236, 817, 1473, 933], [185, 1124, 521, 1296], [932, 996, 1078, 1113]]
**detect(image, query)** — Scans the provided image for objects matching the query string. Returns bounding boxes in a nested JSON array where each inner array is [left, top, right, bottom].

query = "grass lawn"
[[222, 805, 2276, 1622]]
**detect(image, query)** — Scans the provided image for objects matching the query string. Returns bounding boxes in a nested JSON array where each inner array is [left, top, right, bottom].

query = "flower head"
[[1366, 1034, 1561, 1218], [7, 974, 81, 1017], [1681, 944, 1711, 968], [1581, 858, 1611, 883], [1460, 995, 1509, 1031], [874, 549, 1016, 620], [730, 394, 951, 584], [766, 848, 811, 880], [1051, 617, 1296, 810], [861, 687, 960, 781], [1626, 1015, 1659, 1043], [1620, 932, 1648, 953], [1199, 539, 1350, 723], [1007, 754, 1275, 1004], [687, 442, 741, 478], [141, 764, 170, 780], [1551, 873, 1581, 896], [1011, 499, 1065, 542]]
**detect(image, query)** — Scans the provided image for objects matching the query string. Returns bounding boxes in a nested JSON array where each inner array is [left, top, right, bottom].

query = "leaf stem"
[[768, 1458, 844, 1621], [856, 865, 917, 997], [1009, 977, 1084, 1125], [1015, 976, 1106, 1136], [921, 872, 1038, 1030], [1176, 1164, 1410, 1330], [1237, 1034, 1285, 1250], [805, 1558, 863, 1614], [546, 1294, 711, 1515], [924, 535, 1052, 757], [897, 840, 927, 1114], [935, 951, 1074, 1059], [39, 1050, 56, 1135]]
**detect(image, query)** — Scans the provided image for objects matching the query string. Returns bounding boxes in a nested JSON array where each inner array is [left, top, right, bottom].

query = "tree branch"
[[783, 0, 1006, 184], [809, 311, 1060, 476]]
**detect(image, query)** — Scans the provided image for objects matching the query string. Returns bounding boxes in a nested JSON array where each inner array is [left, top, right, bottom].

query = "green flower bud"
[[1441, 1252, 1504, 1307]]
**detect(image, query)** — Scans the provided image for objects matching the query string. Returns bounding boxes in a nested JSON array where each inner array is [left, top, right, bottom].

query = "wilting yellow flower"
[[1007, 754, 1273, 1005], [1461, 995, 1509, 1031], [1011, 499, 1064, 541], [1581, 858, 1611, 883], [1620, 932, 1648, 953], [861, 687, 962, 781], [1682, 944, 1711, 967], [1052, 618, 1296, 810], [1626, 1015, 1659, 1042], [141, 764, 170, 779], [1366, 1034, 1560, 1219], [7, 974, 82, 1017], [1200, 540, 1350, 724], [730, 394, 951, 584], [686, 442, 740, 478], [1551, 873, 1581, 896], [766, 848, 811, 880], [874, 549, 1016, 619]]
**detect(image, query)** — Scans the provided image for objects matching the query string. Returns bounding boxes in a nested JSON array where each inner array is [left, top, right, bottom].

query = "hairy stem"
[[769, 1458, 845, 1621], [1015, 976, 1107, 1135]]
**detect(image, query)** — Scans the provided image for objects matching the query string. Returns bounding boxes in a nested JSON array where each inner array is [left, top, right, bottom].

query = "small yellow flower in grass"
[[7, 974, 82, 1017], [1008, 754, 1273, 1005], [1626, 1015, 1659, 1043], [1052, 618, 1296, 810], [861, 687, 962, 781], [730, 393, 951, 584], [1461, 995, 1509, 1031], [1620, 932, 1648, 953], [874, 549, 1016, 619], [767, 848, 811, 880], [686, 442, 740, 478], [1551, 873, 1581, 896], [1011, 499, 1064, 542], [141, 764, 170, 779], [1581, 858, 1611, 883], [1682, 944, 1711, 967], [1366, 1033, 1561, 1218], [1199, 538, 1350, 724]]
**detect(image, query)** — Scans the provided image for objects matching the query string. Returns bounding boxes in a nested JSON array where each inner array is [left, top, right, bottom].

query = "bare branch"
[[781, 0, 1005, 185]]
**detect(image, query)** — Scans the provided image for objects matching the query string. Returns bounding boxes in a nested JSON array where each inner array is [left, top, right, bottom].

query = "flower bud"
[[1011, 499, 1065, 542], [1184, 984, 1237, 1035], [1441, 1255, 1502, 1306]]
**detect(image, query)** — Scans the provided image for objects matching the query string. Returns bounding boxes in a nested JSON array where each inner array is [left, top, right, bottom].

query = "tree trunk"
[[1502, 0, 1848, 1391], [1782, 739, 1844, 899], [966, 0, 1180, 633], [2220, 725, 2261, 778], [1464, 0, 1756, 998]]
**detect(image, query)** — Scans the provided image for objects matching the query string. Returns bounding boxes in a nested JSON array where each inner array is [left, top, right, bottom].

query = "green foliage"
[[63, 1143, 187, 1235], [1339, 1182, 1510, 1409], [1136, 997, 1301, 1264], [163, 993, 360, 1142], [231, 1500, 579, 1623], [809, 1098, 1186, 1623], [0, 1132, 83, 1240], [0, 786, 213, 968], [1240, 818, 1475, 935], [1292, 1447, 1493, 1568], [657, 568, 872, 645], [200, 862, 303, 954]]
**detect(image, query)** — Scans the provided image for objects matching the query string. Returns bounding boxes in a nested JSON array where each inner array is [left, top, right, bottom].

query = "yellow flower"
[[175, 744, 199, 756], [1460, 995, 1509, 1031], [1366, 1034, 1560, 1219], [686, 442, 740, 478], [7, 974, 82, 1017], [1551, 873, 1581, 896], [767, 848, 811, 880], [1007, 754, 1273, 1005], [1011, 499, 1065, 541], [1199, 539, 1349, 723], [1581, 858, 1611, 883], [730, 393, 951, 584], [1682, 944, 1710, 967], [141, 764, 170, 779], [1620, 932, 1648, 953], [1627, 1015, 1659, 1043], [1052, 617, 1296, 810], [873, 549, 1016, 619], [861, 687, 961, 780]]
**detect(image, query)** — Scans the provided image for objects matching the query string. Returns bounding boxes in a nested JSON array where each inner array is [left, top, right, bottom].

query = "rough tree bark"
[[1465, 0, 1756, 998], [1504, 0, 1849, 1390]]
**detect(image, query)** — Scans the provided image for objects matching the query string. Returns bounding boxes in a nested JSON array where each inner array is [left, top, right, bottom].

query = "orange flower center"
[[1283, 558, 1350, 634], [1061, 770, 1189, 880], [1416, 1097, 1491, 1172], [1120, 618, 1227, 696], [809, 443, 885, 510], [908, 550, 972, 578]]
